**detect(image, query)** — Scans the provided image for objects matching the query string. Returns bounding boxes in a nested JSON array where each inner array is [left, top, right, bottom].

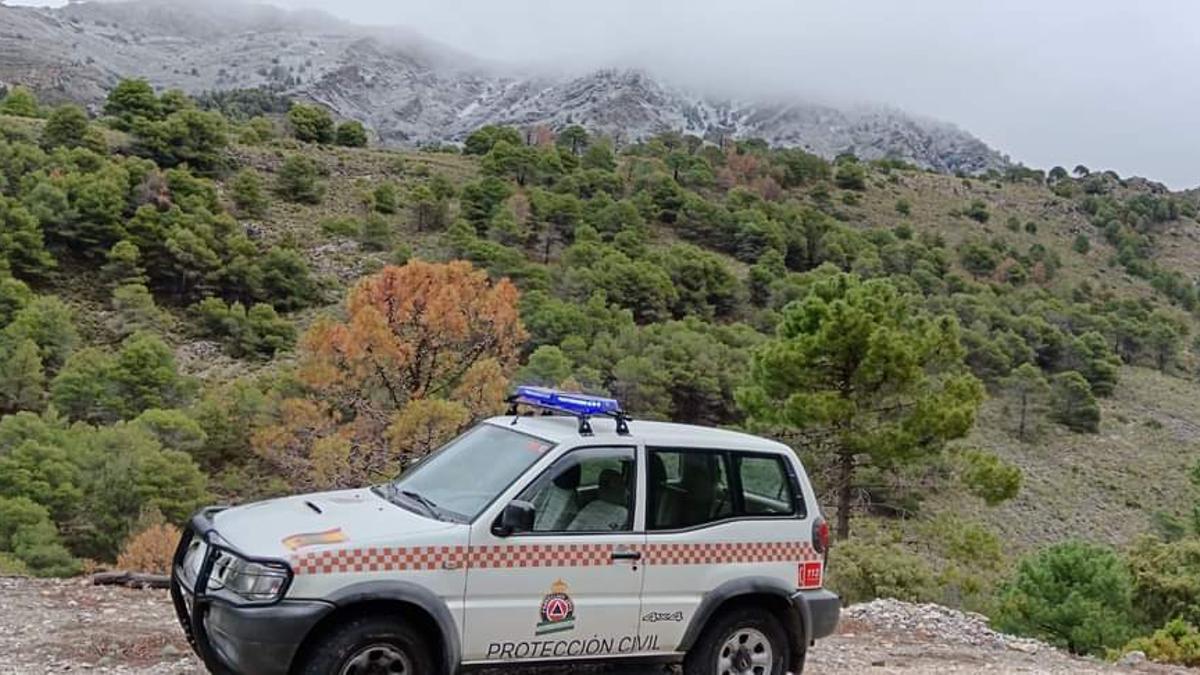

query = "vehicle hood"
[[210, 488, 464, 560]]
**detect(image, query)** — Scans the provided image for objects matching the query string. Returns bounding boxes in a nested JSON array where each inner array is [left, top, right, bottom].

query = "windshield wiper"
[[400, 490, 443, 520]]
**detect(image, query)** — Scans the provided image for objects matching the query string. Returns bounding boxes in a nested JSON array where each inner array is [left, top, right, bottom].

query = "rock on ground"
[[0, 578, 1186, 674]]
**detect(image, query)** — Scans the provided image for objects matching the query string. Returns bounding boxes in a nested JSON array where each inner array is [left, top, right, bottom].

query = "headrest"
[[552, 462, 581, 490], [649, 453, 668, 484], [597, 468, 626, 504]]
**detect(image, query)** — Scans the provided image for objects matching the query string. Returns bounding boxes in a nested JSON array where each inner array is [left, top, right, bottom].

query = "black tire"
[[294, 614, 435, 675], [683, 607, 792, 675]]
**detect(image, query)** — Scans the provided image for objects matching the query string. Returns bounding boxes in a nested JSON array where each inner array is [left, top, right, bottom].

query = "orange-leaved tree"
[[254, 260, 526, 489]]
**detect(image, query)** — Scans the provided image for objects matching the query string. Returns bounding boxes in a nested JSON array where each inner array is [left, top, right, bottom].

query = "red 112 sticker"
[[799, 562, 822, 589]]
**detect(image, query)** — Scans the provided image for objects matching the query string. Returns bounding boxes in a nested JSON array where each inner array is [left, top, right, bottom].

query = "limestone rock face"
[[0, 0, 1007, 174]]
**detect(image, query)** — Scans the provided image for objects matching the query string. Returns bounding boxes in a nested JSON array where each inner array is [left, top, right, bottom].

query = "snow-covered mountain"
[[0, 0, 1007, 173]]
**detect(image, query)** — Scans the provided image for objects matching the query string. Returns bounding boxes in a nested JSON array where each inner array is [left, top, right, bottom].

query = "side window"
[[517, 447, 635, 533], [735, 454, 796, 516], [647, 448, 733, 530]]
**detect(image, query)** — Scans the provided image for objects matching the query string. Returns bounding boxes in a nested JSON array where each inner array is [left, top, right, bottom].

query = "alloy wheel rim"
[[716, 627, 773, 675]]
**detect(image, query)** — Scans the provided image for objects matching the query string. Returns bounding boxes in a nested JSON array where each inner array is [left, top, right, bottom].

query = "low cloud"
[[14, 0, 1200, 187]]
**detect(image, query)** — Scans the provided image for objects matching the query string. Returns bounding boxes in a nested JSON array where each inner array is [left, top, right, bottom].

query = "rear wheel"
[[295, 614, 433, 675], [684, 607, 791, 675]]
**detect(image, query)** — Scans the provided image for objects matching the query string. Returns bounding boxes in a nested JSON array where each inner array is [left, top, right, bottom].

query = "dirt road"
[[0, 577, 1183, 674]]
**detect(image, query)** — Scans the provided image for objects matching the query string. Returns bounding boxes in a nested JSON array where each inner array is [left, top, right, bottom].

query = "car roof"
[[482, 414, 791, 455]]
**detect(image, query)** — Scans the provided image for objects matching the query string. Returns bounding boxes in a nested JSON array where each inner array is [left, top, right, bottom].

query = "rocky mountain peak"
[[0, 0, 1008, 173]]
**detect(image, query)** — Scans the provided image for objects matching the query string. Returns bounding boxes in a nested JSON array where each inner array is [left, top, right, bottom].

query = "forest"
[[1, 79, 1200, 663]]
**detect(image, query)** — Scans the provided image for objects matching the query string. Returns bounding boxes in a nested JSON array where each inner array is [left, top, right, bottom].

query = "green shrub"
[[229, 168, 269, 218], [1122, 620, 1200, 667], [1127, 537, 1200, 628], [321, 217, 360, 237], [132, 109, 228, 173], [104, 79, 160, 128], [0, 496, 78, 577], [195, 298, 294, 358], [335, 120, 368, 147], [0, 86, 40, 118], [275, 155, 325, 204], [4, 296, 78, 373], [834, 161, 866, 191], [287, 104, 334, 144], [960, 449, 1022, 505], [1051, 371, 1100, 433], [965, 200, 990, 223], [1073, 234, 1091, 254], [41, 105, 90, 149], [373, 182, 399, 214], [994, 541, 1135, 655], [108, 283, 171, 337], [360, 214, 393, 251], [827, 536, 934, 605], [50, 332, 193, 423], [895, 199, 912, 216]]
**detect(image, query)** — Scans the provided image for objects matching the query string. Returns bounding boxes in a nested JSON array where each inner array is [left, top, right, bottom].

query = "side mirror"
[[492, 500, 535, 537]]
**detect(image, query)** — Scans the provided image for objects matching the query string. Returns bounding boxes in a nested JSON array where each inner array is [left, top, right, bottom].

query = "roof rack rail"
[[505, 386, 631, 436]]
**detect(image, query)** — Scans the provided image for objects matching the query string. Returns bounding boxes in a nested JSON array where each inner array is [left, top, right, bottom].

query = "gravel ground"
[[0, 578, 1186, 674]]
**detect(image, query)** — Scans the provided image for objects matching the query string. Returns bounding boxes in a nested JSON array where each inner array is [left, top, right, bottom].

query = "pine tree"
[[0, 339, 45, 413], [41, 105, 90, 149], [1051, 371, 1100, 433], [335, 120, 368, 147], [229, 168, 269, 218], [0, 86, 40, 118], [738, 271, 985, 539], [1001, 363, 1050, 441]]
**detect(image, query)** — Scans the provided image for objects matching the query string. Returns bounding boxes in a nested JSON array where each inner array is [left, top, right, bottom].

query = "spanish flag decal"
[[283, 528, 348, 551]]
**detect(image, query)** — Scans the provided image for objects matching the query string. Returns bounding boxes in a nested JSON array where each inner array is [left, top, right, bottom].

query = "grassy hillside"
[[185, 135, 1200, 552], [2, 85, 1200, 612]]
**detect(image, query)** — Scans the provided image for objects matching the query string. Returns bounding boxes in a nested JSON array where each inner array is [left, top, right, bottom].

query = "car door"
[[639, 447, 812, 652], [461, 445, 650, 664]]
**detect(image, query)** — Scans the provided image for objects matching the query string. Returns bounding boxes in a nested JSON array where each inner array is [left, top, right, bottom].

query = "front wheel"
[[295, 614, 434, 675], [684, 607, 791, 675]]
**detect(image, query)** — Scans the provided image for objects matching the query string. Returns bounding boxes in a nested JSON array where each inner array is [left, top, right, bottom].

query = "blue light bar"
[[513, 386, 621, 416]]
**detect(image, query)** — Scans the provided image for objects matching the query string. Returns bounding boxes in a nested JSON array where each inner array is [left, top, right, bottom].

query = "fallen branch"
[[91, 571, 170, 589]]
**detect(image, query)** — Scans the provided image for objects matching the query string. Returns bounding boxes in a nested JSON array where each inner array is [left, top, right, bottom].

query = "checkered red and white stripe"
[[641, 541, 820, 566], [291, 540, 818, 576], [468, 543, 615, 569], [292, 545, 467, 575]]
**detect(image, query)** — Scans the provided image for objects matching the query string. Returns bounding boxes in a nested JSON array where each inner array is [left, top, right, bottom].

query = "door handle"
[[611, 550, 642, 561]]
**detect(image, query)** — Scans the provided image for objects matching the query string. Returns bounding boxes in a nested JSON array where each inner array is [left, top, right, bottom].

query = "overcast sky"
[[12, 0, 1200, 187]]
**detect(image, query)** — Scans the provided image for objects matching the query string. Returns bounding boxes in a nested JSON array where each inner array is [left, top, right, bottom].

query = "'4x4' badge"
[[536, 579, 576, 635]]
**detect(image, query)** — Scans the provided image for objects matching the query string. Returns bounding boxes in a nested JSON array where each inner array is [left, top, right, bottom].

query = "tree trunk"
[[1017, 390, 1028, 441], [92, 571, 169, 589], [836, 450, 854, 541]]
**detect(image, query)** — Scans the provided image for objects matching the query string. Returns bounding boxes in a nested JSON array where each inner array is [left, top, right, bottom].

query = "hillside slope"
[[124, 127, 1200, 554], [0, 0, 1006, 173]]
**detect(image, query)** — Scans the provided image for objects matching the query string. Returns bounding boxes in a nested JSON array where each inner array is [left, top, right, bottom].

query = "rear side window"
[[648, 447, 801, 531], [734, 454, 796, 516], [647, 448, 732, 530]]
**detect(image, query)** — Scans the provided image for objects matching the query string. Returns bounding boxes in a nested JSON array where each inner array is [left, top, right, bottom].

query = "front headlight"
[[208, 549, 290, 603]]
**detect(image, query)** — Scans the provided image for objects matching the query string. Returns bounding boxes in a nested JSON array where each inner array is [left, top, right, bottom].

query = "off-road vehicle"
[[171, 387, 839, 674]]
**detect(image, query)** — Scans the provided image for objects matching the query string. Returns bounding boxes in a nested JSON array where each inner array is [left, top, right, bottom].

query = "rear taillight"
[[812, 517, 830, 557]]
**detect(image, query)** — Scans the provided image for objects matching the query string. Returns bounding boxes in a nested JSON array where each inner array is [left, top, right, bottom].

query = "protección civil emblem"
[[536, 579, 576, 635]]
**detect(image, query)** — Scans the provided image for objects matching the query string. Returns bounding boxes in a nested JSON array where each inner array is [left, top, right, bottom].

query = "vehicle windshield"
[[388, 423, 555, 521]]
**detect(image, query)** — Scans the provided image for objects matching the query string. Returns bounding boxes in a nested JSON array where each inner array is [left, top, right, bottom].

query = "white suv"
[[171, 387, 839, 675]]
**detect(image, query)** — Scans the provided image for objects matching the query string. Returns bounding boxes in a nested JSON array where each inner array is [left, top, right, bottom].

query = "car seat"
[[531, 462, 581, 531], [567, 468, 630, 531]]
